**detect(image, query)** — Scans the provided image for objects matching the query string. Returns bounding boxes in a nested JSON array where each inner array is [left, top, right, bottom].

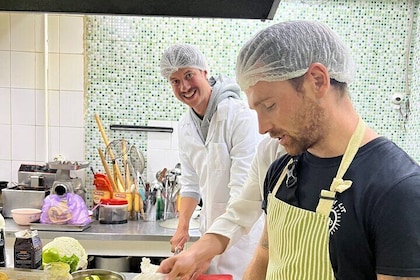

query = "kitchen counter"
[[4, 217, 201, 259]]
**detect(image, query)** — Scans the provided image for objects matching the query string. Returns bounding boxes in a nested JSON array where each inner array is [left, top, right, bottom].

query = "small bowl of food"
[[11, 208, 42, 225]]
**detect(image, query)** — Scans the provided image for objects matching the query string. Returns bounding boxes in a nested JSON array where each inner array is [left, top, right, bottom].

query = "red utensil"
[[197, 275, 233, 280], [93, 173, 113, 195]]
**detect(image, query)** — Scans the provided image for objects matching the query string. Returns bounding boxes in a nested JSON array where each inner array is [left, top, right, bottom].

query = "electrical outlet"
[[391, 93, 404, 105]]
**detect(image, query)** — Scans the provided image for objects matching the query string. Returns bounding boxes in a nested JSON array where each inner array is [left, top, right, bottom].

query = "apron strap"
[[316, 116, 366, 216], [335, 116, 366, 181]]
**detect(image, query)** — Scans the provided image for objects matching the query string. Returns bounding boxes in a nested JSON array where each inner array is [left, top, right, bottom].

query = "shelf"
[[110, 125, 173, 133]]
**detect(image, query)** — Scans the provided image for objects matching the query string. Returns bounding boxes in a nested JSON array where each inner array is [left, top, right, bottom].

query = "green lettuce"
[[42, 247, 79, 273]]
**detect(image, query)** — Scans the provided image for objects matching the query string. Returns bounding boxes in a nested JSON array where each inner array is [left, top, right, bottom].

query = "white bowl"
[[11, 208, 42, 225]]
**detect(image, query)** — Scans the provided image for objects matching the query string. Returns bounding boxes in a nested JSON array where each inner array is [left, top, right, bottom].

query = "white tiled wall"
[[146, 120, 180, 183], [0, 13, 85, 184]]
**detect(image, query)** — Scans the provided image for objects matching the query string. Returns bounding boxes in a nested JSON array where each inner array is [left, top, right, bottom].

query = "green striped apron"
[[266, 117, 366, 280]]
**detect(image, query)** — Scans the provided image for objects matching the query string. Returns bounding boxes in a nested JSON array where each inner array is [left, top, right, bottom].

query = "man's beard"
[[283, 97, 326, 156]]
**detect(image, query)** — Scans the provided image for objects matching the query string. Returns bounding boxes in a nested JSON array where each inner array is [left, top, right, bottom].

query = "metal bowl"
[[71, 269, 126, 280]]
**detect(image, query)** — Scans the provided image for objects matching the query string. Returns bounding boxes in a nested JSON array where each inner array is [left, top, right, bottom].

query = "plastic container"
[[98, 199, 128, 224]]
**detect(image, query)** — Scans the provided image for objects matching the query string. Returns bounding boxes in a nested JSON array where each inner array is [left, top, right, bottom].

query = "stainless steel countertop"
[[2, 217, 201, 274], [4, 217, 201, 242]]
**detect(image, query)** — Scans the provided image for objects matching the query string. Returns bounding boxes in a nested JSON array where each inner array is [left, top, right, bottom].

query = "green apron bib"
[[266, 117, 366, 280]]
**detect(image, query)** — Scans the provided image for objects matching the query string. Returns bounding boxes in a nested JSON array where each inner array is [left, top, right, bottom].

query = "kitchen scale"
[[29, 221, 92, 232]]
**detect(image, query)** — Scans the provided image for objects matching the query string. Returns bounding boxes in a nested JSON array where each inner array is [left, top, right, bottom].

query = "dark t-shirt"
[[263, 137, 420, 279]]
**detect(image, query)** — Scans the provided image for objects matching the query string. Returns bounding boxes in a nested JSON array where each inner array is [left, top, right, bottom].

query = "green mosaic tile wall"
[[84, 0, 419, 205], [411, 1, 420, 156]]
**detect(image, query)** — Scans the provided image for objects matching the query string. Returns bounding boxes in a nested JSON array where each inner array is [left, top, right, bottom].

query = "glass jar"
[[43, 262, 73, 280]]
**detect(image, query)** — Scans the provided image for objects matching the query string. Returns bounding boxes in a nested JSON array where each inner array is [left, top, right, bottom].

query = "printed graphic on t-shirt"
[[329, 200, 347, 235]]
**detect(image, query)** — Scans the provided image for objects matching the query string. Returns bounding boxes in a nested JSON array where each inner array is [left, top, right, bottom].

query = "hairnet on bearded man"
[[235, 20, 357, 91]]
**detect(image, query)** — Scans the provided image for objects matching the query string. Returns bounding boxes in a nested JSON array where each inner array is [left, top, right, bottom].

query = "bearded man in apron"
[[236, 20, 420, 280]]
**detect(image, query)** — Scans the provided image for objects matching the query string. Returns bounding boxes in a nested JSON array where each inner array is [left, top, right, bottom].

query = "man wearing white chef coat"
[[160, 43, 263, 279]]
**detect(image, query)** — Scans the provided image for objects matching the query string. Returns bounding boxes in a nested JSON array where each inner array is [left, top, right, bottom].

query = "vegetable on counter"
[[42, 236, 88, 273]]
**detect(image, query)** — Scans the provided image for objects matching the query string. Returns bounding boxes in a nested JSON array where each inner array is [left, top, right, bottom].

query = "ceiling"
[[0, 0, 281, 20]]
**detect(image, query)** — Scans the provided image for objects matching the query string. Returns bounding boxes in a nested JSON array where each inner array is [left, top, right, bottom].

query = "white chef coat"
[[207, 134, 285, 250], [178, 96, 261, 279]]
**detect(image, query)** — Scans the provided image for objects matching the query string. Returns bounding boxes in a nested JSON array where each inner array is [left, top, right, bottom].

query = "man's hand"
[[170, 228, 190, 253], [158, 250, 210, 280], [158, 233, 229, 279]]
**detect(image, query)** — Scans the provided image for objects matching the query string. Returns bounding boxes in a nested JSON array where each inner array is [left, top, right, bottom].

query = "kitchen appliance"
[[2, 162, 90, 218], [2, 188, 49, 218], [48, 161, 90, 201], [18, 163, 57, 189], [2, 163, 57, 217]]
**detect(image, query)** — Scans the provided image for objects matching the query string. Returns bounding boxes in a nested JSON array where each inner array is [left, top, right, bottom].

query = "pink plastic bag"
[[40, 193, 91, 225]]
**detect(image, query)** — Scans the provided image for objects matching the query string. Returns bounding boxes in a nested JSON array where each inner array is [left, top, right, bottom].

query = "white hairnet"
[[236, 20, 356, 91], [160, 43, 208, 79]]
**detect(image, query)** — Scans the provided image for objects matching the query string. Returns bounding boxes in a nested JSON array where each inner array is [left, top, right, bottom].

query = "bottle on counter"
[[156, 189, 163, 220], [0, 229, 5, 267], [0, 212, 5, 234], [0, 212, 6, 267]]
